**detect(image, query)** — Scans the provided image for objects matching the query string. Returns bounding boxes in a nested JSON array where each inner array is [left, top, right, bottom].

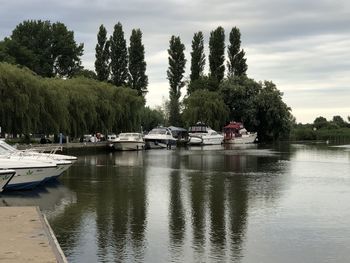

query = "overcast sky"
[[1, 0, 350, 123]]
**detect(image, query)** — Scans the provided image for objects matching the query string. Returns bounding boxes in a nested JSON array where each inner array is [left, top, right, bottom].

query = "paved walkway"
[[0, 206, 67, 262]]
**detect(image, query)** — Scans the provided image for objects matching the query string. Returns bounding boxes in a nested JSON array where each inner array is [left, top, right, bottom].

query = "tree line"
[[167, 27, 293, 141], [0, 63, 163, 138], [1, 20, 294, 141]]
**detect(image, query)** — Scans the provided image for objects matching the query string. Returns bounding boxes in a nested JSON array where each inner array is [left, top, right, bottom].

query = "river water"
[[1, 143, 350, 262]]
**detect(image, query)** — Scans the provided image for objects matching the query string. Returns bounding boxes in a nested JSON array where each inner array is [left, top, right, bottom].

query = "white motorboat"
[[112, 133, 145, 151], [0, 140, 74, 181], [0, 169, 16, 193], [188, 122, 223, 145], [0, 140, 77, 162], [0, 158, 58, 190], [144, 127, 177, 149], [223, 122, 257, 144]]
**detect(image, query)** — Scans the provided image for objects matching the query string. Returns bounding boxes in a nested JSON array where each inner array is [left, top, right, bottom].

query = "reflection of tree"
[[169, 170, 186, 256], [209, 173, 226, 257], [189, 172, 207, 253], [50, 153, 147, 262], [227, 176, 248, 262]]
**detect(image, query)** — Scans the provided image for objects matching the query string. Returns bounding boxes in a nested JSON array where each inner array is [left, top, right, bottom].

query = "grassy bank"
[[290, 126, 350, 143]]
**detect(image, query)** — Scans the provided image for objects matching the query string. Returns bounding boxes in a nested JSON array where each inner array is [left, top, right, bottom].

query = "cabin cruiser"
[[111, 133, 145, 151], [0, 140, 75, 181], [188, 122, 223, 145], [0, 158, 58, 190], [0, 169, 16, 193], [144, 127, 177, 149], [223, 122, 257, 144]]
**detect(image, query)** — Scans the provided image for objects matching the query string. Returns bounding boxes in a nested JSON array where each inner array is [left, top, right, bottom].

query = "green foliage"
[[140, 107, 165, 131], [219, 76, 293, 141], [1, 20, 84, 78], [332, 115, 347, 128], [72, 69, 97, 79], [128, 29, 148, 96], [189, 31, 205, 84], [313, 116, 328, 129], [209, 26, 225, 83], [110, 22, 129, 86], [227, 27, 247, 77], [183, 90, 229, 131], [95, 25, 110, 81], [0, 63, 145, 138], [167, 36, 186, 126], [188, 75, 219, 94], [254, 81, 294, 141]]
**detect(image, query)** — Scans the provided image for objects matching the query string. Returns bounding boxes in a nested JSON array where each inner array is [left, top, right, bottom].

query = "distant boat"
[[168, 126, 189, 145], [144, 127, 177, 149], [188, 122, 223, 145], [0, 169, 16, 193], [112, 133, 145, 151], [223, 121, 257, 144]]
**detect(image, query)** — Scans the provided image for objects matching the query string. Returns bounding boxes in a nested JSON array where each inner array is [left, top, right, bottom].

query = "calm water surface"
[[1, 143, 350, 263]]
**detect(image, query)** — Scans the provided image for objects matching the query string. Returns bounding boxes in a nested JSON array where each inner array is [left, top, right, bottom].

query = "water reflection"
[[6, 144, 302, 262], [0, 182, 76, 218]]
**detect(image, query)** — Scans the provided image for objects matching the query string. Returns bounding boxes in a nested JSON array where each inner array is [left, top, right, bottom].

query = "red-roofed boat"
[[223, 122, 257, 144]]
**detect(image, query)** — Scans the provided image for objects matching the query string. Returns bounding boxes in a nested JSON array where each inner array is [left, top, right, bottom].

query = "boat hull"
[[188, 135, 223, 146], [4, 166, 58, 191], [0, 170, 16, 193], [145, 139, 177, 149], [113, 141, 145, 151], [223, 133, 257, 144]]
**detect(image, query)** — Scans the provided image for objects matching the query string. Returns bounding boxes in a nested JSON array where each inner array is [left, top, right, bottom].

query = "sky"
[[1, 0, 350, 123]]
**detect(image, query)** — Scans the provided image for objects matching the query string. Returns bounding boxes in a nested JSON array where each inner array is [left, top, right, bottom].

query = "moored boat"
[[0, 158, 58, 190], [188, 122, 223, 145], [144, 127, 177, 149], [112, 133, 145, 151], [0, 169, 16, 193], [223, 121, 257, 144]]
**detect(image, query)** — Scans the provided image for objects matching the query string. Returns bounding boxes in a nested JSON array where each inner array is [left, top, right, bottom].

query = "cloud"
[[1, 0, 350, 123]]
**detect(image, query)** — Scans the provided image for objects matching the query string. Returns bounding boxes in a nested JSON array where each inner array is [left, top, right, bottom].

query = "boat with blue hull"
[[144, 127, 177, 149]]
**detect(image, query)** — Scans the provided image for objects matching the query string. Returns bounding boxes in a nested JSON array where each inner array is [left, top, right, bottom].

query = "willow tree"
[[95, 24, 110, 81], [128, 29, 148, 96], [167, 36, 186, 126], [209, 26, 225, 84], [183, 89, 229, 131], [110, 22, 128, 86], [190, 31, 205, 84], [227, 27, 247, 77]]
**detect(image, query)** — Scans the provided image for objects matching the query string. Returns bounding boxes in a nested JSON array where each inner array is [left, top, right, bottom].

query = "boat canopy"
[[224, 121, 243, 131]]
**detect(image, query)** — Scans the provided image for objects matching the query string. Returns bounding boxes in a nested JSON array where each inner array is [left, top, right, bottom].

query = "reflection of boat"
[[223, 122, 257, 144], [0, 182, 77, 218], [0, 170, 16, 193], [112, 133, 145, 151], [188, 122, 223, 145], [144, 127, 177, 149]]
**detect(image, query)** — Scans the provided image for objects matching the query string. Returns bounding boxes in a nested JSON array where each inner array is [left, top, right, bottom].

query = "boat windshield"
[[148, 129, 167, 135], [119, 133, 141, 139], [189, 126, 208, 133]]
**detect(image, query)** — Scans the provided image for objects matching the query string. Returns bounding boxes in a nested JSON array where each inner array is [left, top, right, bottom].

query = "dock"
[[0, 207, 67, 263]]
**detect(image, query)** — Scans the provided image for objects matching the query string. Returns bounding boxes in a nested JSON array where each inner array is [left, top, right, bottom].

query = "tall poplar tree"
[[167, 36, 186, 126], [110, 22, 128, 86], [95, 25, 110, 81], [209, 26, 225, 83], [128, 29, 148, 96], [227, 27, 247, 77], [190, 31, 205, 83]]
